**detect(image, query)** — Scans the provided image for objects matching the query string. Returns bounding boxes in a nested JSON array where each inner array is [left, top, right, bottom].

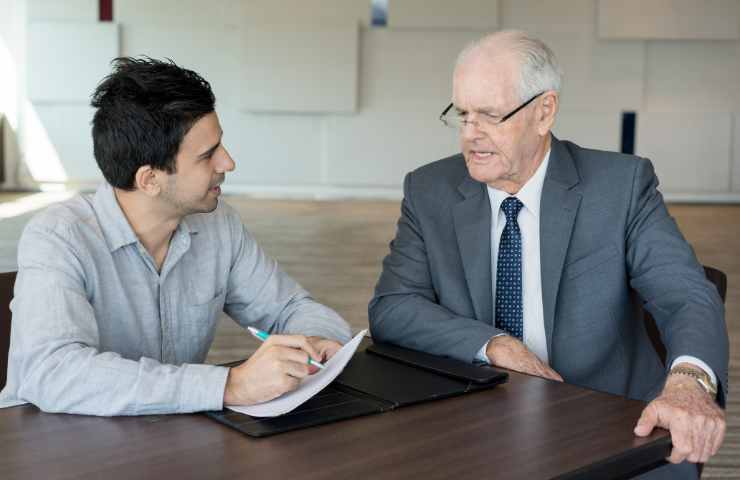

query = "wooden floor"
[[0, 194, 738, 478]]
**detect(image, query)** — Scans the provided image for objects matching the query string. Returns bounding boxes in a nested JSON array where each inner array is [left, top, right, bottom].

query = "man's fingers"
[[265, 334, 322, 362], [699, 420, 717, 463], [272, 346, 319, 372], [687, 420, 704, 463], [276, 373, 301, 393], [667, 427, 693, 464], [547, 368, 564, 382], [710, 418, 726, 456], [309, 339, 342, 361], [634, 404, 658, 437], [320, 341, 342, 360], [281, 359, 311, 380]]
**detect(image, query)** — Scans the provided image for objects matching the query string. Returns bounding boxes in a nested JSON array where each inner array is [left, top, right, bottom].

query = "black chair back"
[[0, 271, 17, 390]]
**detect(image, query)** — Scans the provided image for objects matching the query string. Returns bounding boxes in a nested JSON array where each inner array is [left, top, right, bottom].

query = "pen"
[[247, 326, 326, 370]]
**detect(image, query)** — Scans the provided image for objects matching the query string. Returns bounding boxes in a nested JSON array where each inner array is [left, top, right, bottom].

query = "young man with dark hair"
[[0, 57, 351, 415]]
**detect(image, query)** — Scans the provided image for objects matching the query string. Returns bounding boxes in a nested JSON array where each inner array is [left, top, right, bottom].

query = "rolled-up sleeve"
[[221, 207, 351, 344]]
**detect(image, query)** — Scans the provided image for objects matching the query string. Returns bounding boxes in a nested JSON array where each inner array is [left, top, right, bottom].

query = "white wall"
[[0, 0, 44, 190], [10, 0, 740, 201]]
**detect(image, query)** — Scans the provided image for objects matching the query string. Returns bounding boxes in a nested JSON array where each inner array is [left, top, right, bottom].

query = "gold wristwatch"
[[669, 366, 718, 397]]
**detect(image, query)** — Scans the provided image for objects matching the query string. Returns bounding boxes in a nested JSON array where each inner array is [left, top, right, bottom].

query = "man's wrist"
[[223, 367, 237, 406], [485, 334, 513, 365], [668, 363, 718, 398]]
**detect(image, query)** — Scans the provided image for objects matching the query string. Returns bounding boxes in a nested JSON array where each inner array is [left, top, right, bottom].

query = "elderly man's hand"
[[486, 335, 563, 381], [634, 365, 726, 464]]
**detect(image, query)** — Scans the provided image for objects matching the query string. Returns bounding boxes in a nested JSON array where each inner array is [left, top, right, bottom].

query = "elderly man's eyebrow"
[[455, 105, 500, 114]]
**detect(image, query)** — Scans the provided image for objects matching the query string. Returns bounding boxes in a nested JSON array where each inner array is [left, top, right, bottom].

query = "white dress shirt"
[[475, 150, 716, 386]]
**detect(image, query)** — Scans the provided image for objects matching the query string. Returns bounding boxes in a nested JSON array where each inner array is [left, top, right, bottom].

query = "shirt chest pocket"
[[187, 280, 227, 315], [182, 289, 227, 340]]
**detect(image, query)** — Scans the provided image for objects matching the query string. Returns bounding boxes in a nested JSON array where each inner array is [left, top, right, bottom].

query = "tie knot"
[[501, 197, 523, 221]]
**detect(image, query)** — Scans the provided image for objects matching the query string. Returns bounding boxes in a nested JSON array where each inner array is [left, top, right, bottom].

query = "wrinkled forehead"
[[452, 51, 520, 110]]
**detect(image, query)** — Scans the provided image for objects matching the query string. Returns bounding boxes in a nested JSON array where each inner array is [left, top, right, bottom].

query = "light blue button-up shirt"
[[0, 183, 351, 415]]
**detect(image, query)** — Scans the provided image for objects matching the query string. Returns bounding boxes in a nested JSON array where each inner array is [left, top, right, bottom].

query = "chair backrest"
[[0, 271, 16, 390], [642, 266, 727, 366]]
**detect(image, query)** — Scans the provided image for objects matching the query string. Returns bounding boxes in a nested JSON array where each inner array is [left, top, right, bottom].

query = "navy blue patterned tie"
[[495, 197, 524, 339]]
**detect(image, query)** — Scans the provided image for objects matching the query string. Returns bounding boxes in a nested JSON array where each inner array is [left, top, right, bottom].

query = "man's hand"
[[307, 336, 342, 363], [486, 335, 563, 381], [223, 334, 322, 406], [634, 365, 726, 464]]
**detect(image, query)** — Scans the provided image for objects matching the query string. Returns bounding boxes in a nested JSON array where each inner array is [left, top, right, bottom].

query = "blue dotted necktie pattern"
[[495, 197, 524, 339]]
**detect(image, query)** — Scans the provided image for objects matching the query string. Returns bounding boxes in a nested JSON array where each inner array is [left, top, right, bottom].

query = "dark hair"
[[91, 57, 215, 190]]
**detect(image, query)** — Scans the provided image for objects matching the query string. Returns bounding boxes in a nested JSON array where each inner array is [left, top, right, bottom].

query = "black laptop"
[[205, 338, 508, 437]]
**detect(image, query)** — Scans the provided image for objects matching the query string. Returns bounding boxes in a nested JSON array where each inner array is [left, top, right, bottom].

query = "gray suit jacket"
[[369, 137, 728, 407]]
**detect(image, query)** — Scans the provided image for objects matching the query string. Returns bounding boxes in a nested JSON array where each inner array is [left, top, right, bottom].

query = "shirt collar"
[[486, 148, 551, 218], [92, 182, 199, 253], [93, 182, 139, 252]]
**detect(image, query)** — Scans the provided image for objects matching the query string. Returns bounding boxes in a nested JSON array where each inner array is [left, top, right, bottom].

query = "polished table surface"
[[0, 368, 671, 480]]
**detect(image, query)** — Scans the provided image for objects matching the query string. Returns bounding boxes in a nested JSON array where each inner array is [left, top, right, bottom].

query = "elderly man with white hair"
[[369, 30, 727, 479]]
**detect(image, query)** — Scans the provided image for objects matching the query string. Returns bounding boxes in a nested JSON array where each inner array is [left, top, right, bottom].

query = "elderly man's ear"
[[536, 91, 559, 136]]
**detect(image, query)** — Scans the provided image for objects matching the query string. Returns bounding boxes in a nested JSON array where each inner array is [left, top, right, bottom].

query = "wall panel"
[[540, 34, 644, 112], [243, 0, 370, 26], [27, 0, 98, 22], [27, 104, 99, 183], [28, 22, 119, 103], [325, 110, 459, 186], [500, 0, 595, 36], [598, 0, 740, 40], [388, 0, 498, 29], [552, 111, 621, 152], [733, 114, 740, 192], [219, 109, 324, 186], [242, 24, 358, 113], [115, 0, 244, 27], [636, 112, 731, 192], [360, 29, 484, 111], [121, 25, 241, 106], [644, 41, 740, 112]]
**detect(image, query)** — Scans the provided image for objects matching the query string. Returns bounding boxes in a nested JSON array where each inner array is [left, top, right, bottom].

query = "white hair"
[[456, 30, 564, 102]]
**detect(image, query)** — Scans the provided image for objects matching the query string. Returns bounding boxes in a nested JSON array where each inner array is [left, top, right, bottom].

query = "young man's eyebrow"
[[198, 132, 223, 158], [198, 142, 220, 159]]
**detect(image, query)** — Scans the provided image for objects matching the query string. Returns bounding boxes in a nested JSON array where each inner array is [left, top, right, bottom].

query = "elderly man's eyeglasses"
[[439, 92, 544, 129]]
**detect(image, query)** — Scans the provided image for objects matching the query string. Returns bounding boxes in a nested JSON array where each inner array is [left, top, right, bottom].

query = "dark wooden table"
[[0, 370, 670, 480]]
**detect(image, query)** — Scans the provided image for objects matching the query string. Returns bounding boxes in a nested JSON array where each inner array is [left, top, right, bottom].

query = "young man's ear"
[[134, 165, 162, 197]]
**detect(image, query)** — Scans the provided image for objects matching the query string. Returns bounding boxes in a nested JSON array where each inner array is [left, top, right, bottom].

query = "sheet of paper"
[[227, 329, 367, 418]]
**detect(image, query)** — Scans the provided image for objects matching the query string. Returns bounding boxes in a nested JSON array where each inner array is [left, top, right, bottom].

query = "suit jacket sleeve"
[[626, 158, 729, 405], [369, 172, 504, 364]]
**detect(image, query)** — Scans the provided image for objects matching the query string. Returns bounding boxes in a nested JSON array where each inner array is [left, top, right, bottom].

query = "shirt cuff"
[[178, 364, 230, 413], [671, 355, 717, 387], [475, 343, 490, 364]]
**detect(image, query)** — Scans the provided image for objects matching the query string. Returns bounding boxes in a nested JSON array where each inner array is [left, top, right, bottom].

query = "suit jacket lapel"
[[453, 175, 493, 325], [540, 137, 582, 356]]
